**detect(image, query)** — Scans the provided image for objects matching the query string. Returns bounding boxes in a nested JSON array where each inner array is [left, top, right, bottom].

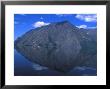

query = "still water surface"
[[14, 49, 96, 76]]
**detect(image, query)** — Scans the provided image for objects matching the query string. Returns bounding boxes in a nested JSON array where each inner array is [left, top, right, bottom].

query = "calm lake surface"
[[14, 49, 97, 76]]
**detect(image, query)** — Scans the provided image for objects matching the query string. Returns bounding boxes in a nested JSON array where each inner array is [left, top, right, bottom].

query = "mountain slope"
[[15, 21, 97, 72]]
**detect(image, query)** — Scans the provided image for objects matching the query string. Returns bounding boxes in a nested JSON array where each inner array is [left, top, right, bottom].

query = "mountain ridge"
[[15, 20, 97, 72]]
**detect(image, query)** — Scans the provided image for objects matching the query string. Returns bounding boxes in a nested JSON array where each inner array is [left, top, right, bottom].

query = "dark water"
[[14, 49, 97, 76]]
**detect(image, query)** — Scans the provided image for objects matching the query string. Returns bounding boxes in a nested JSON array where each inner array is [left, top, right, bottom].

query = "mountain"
[[15, 21, 97, 72]]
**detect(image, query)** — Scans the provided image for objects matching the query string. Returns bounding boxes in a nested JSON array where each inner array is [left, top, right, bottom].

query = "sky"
[[14, 14, 97, 40]]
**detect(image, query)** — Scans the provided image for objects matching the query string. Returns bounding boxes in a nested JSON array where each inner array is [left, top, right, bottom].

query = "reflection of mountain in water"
[[15, 21, 97, 72]]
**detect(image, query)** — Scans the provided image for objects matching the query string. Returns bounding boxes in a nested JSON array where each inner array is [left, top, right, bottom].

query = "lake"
[[14, 49, 97, 76]]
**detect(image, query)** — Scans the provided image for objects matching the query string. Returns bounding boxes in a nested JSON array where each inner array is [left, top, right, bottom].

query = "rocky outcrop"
[[15, 21, 97, 72]]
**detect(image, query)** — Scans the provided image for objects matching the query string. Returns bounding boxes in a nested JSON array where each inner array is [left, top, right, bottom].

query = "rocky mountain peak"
[[15, 20, 97, 72]]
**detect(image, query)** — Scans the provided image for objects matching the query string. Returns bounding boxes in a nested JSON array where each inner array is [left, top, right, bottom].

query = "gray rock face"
[[15, 21, 97, 72]]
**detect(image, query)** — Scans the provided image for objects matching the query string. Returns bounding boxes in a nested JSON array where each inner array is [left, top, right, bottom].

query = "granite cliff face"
[[15, 21, 97, 72]]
